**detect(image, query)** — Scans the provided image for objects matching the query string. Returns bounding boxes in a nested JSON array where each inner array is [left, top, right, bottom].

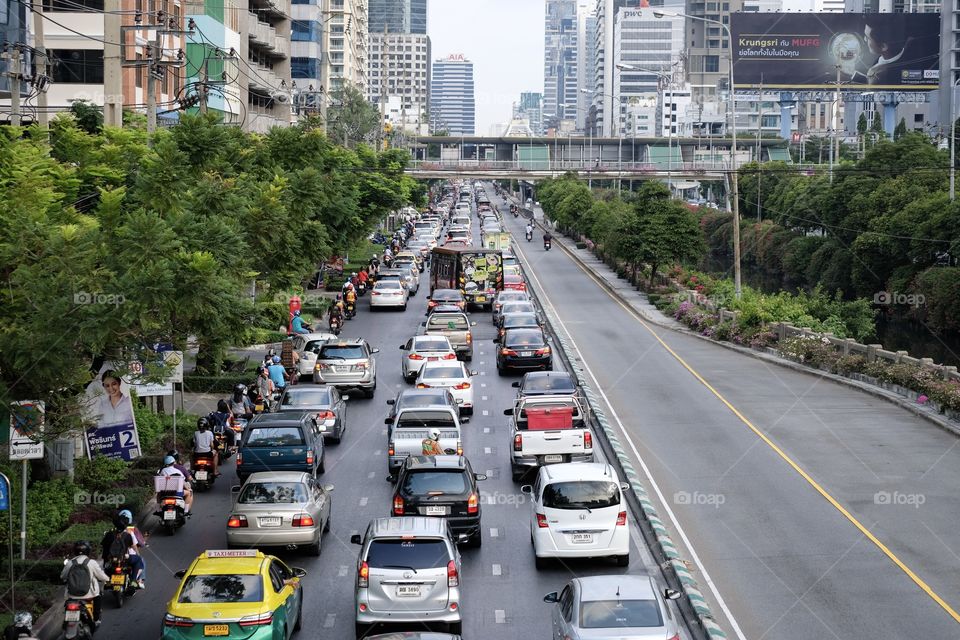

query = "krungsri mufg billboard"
[[730, 12, 940, 90]]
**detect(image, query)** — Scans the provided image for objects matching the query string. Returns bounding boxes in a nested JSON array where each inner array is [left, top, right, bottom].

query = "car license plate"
[[259, 516, 282, 527], [572, 533, 594, 544], [520, 351, 533, 356], [476, 295, 486, 302], [396, 585, 421, 598], [543, 455, 563, 463], [64, 610, 80, 622], [163, 509, 177, 520], [428, 357, 438, 361], [424, 506, 446, 516], [194, 470, 208, 481], [204, 624, 230, 636], [110, 574, 125, 586]]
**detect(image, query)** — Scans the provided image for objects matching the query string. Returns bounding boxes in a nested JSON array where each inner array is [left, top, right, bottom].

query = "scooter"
[[345, 300, 356, 319], [513, 210, 519, 218], [62, 597, 95, 639], [525, 229, 533, 242], [104, 554, 138, 608], [357, 280, 367, 296], [154, 477, 188, 534], [191, 451, 216, 491], [329, 315, 343, 336], [544, 237, 552, 251]]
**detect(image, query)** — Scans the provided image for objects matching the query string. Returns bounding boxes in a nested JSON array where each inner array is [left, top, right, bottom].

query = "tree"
[[871, 112, 886, 140], [68, 100, 104, 134], [857, 113, 868, 136], [894, 117, 907, 141], [326, 84, 381, 148]]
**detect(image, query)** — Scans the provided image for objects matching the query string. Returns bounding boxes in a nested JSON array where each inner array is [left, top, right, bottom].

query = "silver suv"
[[312, 339, 379, 398], [351, 517, 463, 637]]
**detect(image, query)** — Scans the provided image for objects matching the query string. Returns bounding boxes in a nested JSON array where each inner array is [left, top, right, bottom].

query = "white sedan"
[[369, 280, 408, 310], [291, 332, 338, 377], [415, 360, 477, 415], [400, 335, 458, 383]]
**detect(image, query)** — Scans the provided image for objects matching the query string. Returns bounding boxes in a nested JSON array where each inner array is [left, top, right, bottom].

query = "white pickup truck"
[[504, 395, 593, 481], [387, 406, 464, 477]]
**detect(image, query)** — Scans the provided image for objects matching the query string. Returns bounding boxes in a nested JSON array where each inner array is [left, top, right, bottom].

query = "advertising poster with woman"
[[83, 363, 142, 461]]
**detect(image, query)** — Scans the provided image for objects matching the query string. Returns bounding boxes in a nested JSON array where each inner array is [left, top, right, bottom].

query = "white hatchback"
[[415, 360, 477, 415], [400, 335, 458, 383], [523, 463, 630, 569]]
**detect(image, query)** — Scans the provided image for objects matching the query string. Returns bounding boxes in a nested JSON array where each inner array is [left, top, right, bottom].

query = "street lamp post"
[[655, 9, 741, 299], [950, 77, 960, 201]]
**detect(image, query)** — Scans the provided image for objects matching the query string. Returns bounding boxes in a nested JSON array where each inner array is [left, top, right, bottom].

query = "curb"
[[548, 228, 960, 441], [516, 249, 724, 640]]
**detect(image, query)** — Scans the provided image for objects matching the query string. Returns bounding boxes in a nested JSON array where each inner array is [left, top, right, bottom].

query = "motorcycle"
[[214, 426, 234, 461], [154, 476, 188, 534], [513, 210, 519, 218], [191, 451, 216, 491], [357, 280, 367, 296], [105, 554, 138, 608], [525, 229, 533, 242], [345, 300, 356, 319], [329, 315, 343, 336], [62, 597, 95, 639], [544, 237, 552, 251]]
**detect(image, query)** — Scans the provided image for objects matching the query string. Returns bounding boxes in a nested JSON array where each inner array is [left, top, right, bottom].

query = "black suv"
[[390, 455, 486, 548]]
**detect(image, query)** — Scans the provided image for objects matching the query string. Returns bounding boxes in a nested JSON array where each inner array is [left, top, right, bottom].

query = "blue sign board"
[[0, 475, 9, 512], [85, 422, 141, 461]]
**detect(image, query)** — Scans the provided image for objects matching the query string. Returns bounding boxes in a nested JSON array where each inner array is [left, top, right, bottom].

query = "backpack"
[[65, 558, 92, 597], [107, 530, 130, 560]]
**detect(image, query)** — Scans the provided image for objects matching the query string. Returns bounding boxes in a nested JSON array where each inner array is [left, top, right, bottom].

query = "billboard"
[[730, 13, 940, 90], [83, 362, 141, 461]]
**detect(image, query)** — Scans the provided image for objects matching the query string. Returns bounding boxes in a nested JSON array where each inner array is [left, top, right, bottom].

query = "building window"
[[704, 55, 720, 73], [914, 113, 924, 123], [135, 53, 143, 88], [292, 20, 320, 42], [291, 57, 319, 79], [43, 0, 103, 10], [51, 49, 104, 83]]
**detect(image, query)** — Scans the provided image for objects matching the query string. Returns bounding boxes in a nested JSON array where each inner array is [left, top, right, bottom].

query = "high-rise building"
[[514, 91, 544, 135], [0, 0, 28, 115], [368, 32, 431, 127], [369, 0, 427, 34], [291, 0, 324, 112], [430, 53, 475, 134], [319, 0, 369, 97], [187, 1, 244, 126], [241, 0, 293, 132], [814, 0, 845, 10], [544, 0, 579, 131], [576, 2, 597, 133]]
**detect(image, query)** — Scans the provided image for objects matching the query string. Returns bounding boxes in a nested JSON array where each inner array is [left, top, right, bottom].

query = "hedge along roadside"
[[513, 234, 726, 640]]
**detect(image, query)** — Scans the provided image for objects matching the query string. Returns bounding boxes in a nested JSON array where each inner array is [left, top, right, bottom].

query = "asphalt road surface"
[[94, 198, 692, 640]]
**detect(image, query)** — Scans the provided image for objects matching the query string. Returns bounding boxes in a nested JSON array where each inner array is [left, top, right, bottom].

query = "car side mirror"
[[520, 484, 533, 494], [384, 418, 392, 425], [503, 408, 514, 416], [471, 321, 477, 326], [372, 348, 380, 354], [620, 482, 630, 491], [461, 416, 470, 424], [231, 485, 241, 493], [399, 345, 407, 350], [511, 381, 521, 388], [322, 484, 335, 492], [470, 370, 479, 376], [543, 591, 559, 603], [174, 570, 186, 579], [350, 534, 362, 545], [474, 473, 487, 481], [290, 567, 308, 579], [664, 588, 682, 600], [386, 399, 396, 405], [342, 395, 350, 401]]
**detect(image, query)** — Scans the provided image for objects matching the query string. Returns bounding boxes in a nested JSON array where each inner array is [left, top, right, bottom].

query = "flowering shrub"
[[778, 336, 840, 368]]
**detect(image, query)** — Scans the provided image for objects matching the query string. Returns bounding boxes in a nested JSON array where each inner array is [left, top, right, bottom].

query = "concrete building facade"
[[544, 0, 579, 131], [430, 53, 475, 134]]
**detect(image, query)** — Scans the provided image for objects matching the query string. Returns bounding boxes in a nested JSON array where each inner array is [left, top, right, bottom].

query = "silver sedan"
[[226, 471, 333, 556]]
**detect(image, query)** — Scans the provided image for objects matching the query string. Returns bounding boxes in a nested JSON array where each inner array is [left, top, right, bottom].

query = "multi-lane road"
[[94, 180, 960, 640]]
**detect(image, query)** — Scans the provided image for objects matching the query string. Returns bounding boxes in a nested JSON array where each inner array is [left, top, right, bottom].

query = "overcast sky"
[[428, 0, 546, 134]]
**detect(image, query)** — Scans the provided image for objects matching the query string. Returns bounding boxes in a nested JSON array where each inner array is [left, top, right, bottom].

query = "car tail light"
[[408, 353, 424, 360], [238, 612, 273, 627], [388, 442, 395, 456], [536, 513, 549, 528], [616, 511, 627, 526], [535, 347, 551, 356], [236, 452, 243, 465], [393, 495, 404, 515], [442, 353, 457, 360], [501, 348, 517, 356], [467, 493, 479, 514], [583, 431, 592, 450], [454, 382, 471, 390], [353, 362, 368, 371], [514, 433, 522, 451], [293, 514, 315, 527], [358, 561, 369, 587], [447, 561, 459, 587], [306, 449, 314, 465], [416, 383, 431, 389], [227, 515, 248, 528], [371, 291, 381, 296], [466, 333, 472, 343], [316, 363, 330, 370], [456, 441, 463, 456], [666, 635, 680, 640], [163, 614, 194, 628]]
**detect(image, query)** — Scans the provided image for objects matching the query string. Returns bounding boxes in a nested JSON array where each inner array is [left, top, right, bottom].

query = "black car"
[[494, 312, 541, 342], [427, 289, 467, 313], [385, 388, 460, 424], [496, 328, 552, 374], [511, 371, 579, 399], [275, 385, 349, 444], [391, 455, 486, 547]]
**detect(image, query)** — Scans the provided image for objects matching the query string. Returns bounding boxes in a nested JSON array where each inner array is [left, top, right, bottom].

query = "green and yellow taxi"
[[161, 549, 306, 640]]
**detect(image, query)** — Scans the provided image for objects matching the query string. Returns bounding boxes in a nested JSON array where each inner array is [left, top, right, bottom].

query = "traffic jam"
[[135, 181, 685, 640]]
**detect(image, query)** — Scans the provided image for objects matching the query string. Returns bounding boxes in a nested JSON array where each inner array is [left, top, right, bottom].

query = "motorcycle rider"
[[525, 221, 534, 241], [267, 355, 288, 392], [255, 366, 275, 412], [211, 399, 237, 453], [421, 428, 444, 456], [2, 612, 36, 640], [115, 510, 147, 588], [60, 541, 110, 626], [165, 451, 194, 511], [543, 230, 553, 249], [290, 309, 311, 335], [193, 418, 219, 478], [328, 296, 345, 332], [369, 254, 380, 276], [229, 384, 254, 420], [344, 284, 357, 318]]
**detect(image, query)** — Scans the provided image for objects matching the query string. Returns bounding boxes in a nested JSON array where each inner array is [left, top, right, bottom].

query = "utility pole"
[[31, 0, 49, 127], [146, 24, 163, 141], [8, 46, 22, 126], [379, 25, 388, 151], [199, 56, 209, 114], [103, 0, 123, 127]]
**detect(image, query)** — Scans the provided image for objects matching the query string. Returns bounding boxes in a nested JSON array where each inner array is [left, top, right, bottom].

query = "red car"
[[504, 274, 526, 291]]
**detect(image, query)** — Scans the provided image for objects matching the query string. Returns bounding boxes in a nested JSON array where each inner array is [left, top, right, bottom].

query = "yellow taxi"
[[161, 550, 306, 640]]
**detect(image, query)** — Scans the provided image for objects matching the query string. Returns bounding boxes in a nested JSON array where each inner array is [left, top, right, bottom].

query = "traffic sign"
[[0, 475, 8, 512], [9, 401, 44, 460]]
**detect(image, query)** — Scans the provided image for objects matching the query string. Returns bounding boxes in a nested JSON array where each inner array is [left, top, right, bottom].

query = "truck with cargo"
[[430, 247, 504, 310]]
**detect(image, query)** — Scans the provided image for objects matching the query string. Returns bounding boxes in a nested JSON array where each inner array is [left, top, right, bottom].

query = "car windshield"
[[178, 575, 263, 603], [238, 481, 309, 504], [397, 411, 456, 428], [524, 376, 575, 393], [245, 427, 305, 447], [505, 331, 545, 347], [320, 345, 366, 359], [428, 316, 468, 330], [402, 470, 468, 496], [281, 388, 331, 406], [415, 339, 451, 352], [422, 366, 463, 380], [366, 539, 449, 569], [542, 481, 620, 510], [579, 599, 663, 628]]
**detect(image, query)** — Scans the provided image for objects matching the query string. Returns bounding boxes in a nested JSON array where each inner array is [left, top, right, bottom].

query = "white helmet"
[[429, 428, 441, 441]]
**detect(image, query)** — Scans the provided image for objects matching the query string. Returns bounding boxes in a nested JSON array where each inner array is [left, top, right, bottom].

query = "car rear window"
[[396, 411, 457, 428], [505, 331, 545, 347], [523, 376, 575, 393], [504, 314, 537, 328], [401, 470, 468, 496], [238, 482, 309, 504], [434, 291, 462, 301], [366, 539, 450, 569], [579, 599, 663, 628], [502, 303, 535, 314], [178, 575, 263, 603], [428, 316, 468, 330], [415, 339, 451, 352], [376, 281, 403, 290], [302, 340, 326, 354], [542, 481, 620, 510], [397, 392, 452, 410], [281, 388, 331, 406], [421, 366, 463, 380], [245, 427, 305, 447], [320, 345, 366, 359]]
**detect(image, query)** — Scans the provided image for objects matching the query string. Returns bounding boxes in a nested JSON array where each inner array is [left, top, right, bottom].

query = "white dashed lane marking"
[[323, 614, 336, 628], [495, 610, 507, 624], [490, 528, 499, 538], [482, 410, 489, 416], [483, 427, 490, 434], [338, 566, 348, 577], [359, 497, 368, 507], [492, 564, 502, 576], [484, 447, 492, 454]]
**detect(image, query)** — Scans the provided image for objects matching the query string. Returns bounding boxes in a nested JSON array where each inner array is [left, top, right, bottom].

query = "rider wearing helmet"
[[3, 611, 34, 640], [116, 510, 147, 589], [421, 428, 444, 456], [291, 309, 311, 335], [229, 384, 254, 420], [60, 540, 110, 624], [267, 354, 287, 391], [193, 417, 219, 478]]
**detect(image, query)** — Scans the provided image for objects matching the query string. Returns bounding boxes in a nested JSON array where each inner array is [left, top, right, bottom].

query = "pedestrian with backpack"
[[60, 541, 109, 627]]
